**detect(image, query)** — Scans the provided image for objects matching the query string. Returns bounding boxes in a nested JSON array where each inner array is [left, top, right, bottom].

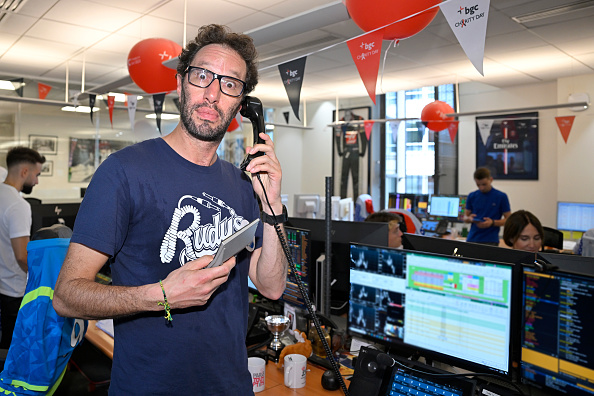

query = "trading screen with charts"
[[349, 244, 514, 376], [522, 269, 594, 395]]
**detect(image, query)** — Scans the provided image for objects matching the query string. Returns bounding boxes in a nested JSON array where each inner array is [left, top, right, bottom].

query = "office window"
[[385, 85, 458, 205]]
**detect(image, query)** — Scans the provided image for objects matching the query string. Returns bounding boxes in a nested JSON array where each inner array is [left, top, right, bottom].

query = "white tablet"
[[206, 218, 260, 269]]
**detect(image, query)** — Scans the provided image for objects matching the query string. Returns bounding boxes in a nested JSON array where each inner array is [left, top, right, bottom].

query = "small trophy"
[[265, 315, 290, 362]]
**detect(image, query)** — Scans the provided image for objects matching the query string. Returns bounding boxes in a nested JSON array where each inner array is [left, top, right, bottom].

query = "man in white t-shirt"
[[0, 147, 44, 348]]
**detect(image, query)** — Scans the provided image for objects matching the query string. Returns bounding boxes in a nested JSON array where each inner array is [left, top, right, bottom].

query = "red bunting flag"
[[227, 112, 242, 132], [364, 120, 375, 141], [37, 82, 52, 99], [555, 115, 575, 143], [347, 30, 383, 104], [107, 96, 115, 129], [447, 121, 459, 143]]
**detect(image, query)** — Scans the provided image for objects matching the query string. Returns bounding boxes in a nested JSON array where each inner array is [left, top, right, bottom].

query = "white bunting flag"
[[441, 0, 490, 75], [127, 95, 138, 131], [477, 118, 494, 146]]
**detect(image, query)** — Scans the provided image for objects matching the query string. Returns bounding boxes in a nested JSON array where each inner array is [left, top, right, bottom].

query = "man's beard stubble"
[[21, 184, 33, 195], [180, 83, 241, 143]]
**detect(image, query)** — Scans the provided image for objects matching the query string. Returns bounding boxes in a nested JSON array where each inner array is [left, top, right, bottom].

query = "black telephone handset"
[[239, 96, 266, 172]]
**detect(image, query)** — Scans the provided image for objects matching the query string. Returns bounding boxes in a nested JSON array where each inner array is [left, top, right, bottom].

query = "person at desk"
[[573, 227, 594, 255], [53, 24, 287, 395], [463, 167, 511, 245], [365, 211, 406, 248], [502, 210, 544, 253], [0, 146, 44, 349]]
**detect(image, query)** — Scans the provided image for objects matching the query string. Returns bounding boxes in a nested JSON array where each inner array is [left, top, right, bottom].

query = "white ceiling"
[[1, 0, 594, 110]]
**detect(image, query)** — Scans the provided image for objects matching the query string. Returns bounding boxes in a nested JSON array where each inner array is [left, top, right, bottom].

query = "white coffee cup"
[[284, 353, 307, 388], [248, 357, 266, 392]]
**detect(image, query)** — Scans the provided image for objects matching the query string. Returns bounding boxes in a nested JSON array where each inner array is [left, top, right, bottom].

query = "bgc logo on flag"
[[455, 3, 484, 27], [458, 5, 479, 15]]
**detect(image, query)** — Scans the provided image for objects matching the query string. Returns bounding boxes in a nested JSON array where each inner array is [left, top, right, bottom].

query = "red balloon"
[[421, 101, 456, 132], [345, 0, 440, 40], [127, 38, 182, 94]]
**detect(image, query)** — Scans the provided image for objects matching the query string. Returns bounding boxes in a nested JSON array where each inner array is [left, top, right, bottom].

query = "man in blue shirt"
[[464, 167, 511, 245]]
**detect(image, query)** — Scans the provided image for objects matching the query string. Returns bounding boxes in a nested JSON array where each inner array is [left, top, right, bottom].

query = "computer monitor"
[[402, 233, 536, 266], [388, 193, 416, 211], [281, 226, 311, 309], [521, 266, 594, 395], [292, 194, 320, 218], [427, 195, 461, 221], [29, 201, 81, 235], [285, 218, 389, 315], [414, 194, 429, 219], [348, 244, 516, 378], [556, 201, 594, 232]]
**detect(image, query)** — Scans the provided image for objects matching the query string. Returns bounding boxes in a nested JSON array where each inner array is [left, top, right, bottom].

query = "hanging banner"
[[440, 0, 490, 75], [127, 95, 138, 131], [476, 118, 494, 146], [153, 93, 166, 134], [347, 29, 383, 104], [107, 96, 115, 129], [278, 56, 307, 121], [448, 121, 459, 143], [388, 120, 402, 143], [555, 115, 575, 143], [283, 112, 290, 124], [89, 94, 96, 125], [37, 82, 52, 100], [13, 78, 24, 97], [364, 120, 375, 141], [172, 97, 180, 113], [227, 112, 242, 132]]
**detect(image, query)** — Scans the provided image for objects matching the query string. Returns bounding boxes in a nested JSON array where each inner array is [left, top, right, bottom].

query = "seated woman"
[[502, 210, 544, 253]]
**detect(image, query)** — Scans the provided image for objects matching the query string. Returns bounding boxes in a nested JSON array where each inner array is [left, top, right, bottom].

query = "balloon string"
[[380, 39, 400, 94]]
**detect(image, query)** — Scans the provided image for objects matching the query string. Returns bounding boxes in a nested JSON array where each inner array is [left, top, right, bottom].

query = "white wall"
[[556, 74, 594, 205]]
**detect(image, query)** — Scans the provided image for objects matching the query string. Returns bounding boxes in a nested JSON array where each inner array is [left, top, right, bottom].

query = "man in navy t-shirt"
[[464, 167, 511, 245], [53, 24, 287, 395]]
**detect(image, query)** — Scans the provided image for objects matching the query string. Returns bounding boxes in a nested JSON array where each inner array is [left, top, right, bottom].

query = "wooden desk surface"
[[86, 320, 344, 394]]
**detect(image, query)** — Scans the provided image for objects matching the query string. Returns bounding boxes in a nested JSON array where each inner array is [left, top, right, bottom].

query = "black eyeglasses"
[[184, 66, 245, 97]]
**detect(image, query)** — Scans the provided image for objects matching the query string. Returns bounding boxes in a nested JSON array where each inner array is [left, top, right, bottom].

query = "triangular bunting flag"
[[153, 93, 166, 134], [364, 120, 374, 141], [347, 30, 383, 104], [127, 95, 138, 131], [278, 56, 307, 121], [173, 98, 180, 113], [12, 78, 24, 97], [388, 120, 402, 144], [107, 95, 115, 129], [555, 115, 575, 143], [448, 121, 459, 143], [38, 82, 52, 99], [283, 112, 290, 124], [477, 119, 494, 146], [440, 0, 490, 75], [227, 112, 242, 132], [89, 94, 96, 125]]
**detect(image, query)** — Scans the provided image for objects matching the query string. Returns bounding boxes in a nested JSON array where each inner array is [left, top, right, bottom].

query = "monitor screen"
[[414, 194, 430, 219], [281, 226, 311, 308], [428, 195, 460, 219], [29, 201, 81, 235], [348, 244, 515, 377], [292, 194, 320, 219], [521, 268, 594, 395], [402, 233, 536, 266], [557, 201, 594, 232], [286, 218, 389, 315]]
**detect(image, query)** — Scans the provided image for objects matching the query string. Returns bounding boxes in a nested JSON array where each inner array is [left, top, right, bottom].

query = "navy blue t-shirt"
[[72, 138, 262, 395], [465, 187, 510, 243]]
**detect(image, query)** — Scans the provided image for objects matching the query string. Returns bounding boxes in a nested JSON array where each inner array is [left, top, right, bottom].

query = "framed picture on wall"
[[331, 106, 372, 199], [40, 160, 53, 176], [475, 112, 538, 180], [68, 138, 133, 183], [29, 134, 58, 155]]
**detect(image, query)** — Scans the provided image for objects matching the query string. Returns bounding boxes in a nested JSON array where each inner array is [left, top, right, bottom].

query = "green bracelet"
[[157, 280, 172, 323]]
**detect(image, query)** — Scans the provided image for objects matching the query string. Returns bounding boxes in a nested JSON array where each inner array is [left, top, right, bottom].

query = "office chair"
[[543, 226, 564, 250]]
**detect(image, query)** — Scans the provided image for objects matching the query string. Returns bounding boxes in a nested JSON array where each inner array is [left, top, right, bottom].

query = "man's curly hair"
[[177, 24, 259, 95]]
